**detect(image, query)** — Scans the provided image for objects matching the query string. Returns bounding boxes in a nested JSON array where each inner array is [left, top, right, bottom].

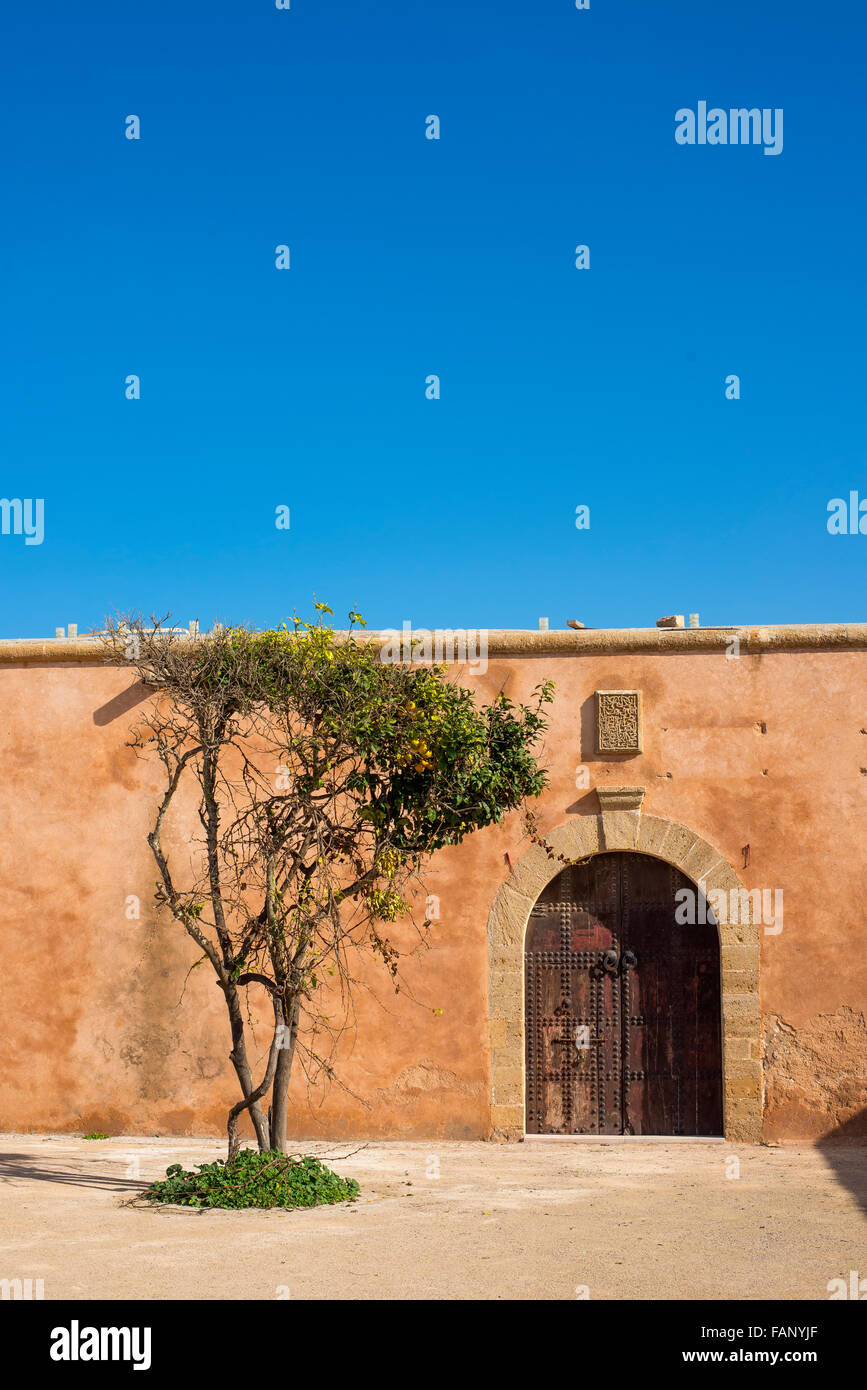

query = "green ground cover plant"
[[142, 1148, 360, 1210]]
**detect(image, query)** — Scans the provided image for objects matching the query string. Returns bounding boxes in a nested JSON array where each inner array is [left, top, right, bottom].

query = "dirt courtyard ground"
[[1, 1134, 864, 1301]]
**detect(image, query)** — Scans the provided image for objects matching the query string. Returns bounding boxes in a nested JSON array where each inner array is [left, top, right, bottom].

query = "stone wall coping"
[[1, 622, 866, 665]]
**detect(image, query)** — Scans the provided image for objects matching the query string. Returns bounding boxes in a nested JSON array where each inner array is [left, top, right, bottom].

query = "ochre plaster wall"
[[0, 646, 864, 1141]]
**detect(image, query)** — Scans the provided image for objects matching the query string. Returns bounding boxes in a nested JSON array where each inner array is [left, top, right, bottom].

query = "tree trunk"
[[223, 983, 270, 1150], [227, 1111, 241, 1164], [226, 998, 284, 1162], [230, 1059, 270, 1150], [269, 995, 300, 1152]]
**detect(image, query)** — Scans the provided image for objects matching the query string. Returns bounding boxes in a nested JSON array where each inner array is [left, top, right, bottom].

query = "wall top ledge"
[[1, 623, 866, 666]]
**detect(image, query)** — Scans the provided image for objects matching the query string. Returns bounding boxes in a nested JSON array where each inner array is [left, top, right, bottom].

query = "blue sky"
[[1, 0, 865, 636]]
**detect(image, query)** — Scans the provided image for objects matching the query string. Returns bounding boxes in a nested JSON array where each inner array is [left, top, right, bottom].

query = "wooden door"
[[524, 852, 723, 1136]]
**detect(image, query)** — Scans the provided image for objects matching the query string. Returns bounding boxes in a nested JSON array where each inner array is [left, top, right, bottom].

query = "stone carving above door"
[[596, 689, 643, 754]]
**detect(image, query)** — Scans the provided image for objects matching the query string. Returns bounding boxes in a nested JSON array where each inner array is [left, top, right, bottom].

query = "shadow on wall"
[[816, 1110, 867, 1215], [93, 680, 151, 726]]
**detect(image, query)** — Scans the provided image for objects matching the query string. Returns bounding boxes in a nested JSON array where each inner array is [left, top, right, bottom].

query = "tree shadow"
[[815, 1111, 867, 1215], [93, 680, 151, 726], [0, 1151, 150, 1192]]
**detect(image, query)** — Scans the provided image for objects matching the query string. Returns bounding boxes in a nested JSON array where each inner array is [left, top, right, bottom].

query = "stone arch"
[[487, 797, 762, 1141]]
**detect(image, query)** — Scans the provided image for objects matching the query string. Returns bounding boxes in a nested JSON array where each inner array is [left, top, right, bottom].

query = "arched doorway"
[[525, 852, 723, 1136]]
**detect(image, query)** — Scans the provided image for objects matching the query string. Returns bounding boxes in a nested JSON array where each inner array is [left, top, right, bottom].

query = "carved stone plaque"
[[595, 690, 642, 755]]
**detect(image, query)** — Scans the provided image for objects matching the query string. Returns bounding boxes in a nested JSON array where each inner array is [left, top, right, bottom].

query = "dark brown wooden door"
[[525, 852, 723, 1136]]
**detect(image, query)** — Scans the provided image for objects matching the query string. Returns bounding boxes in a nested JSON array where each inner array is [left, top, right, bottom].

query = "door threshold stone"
[[522, 1134, 726, 1143]]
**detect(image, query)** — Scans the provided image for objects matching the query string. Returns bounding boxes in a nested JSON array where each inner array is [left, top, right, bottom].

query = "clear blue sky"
[[1, 0, 865, 636]]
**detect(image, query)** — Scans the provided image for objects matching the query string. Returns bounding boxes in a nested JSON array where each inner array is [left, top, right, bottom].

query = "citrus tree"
[[104, 607, 553, 1158]]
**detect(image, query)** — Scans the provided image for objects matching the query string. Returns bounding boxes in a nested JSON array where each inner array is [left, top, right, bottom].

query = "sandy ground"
[[0, 1134, 864, 1300]]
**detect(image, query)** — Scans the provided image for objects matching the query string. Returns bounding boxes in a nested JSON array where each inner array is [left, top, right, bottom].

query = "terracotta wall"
[[0, 646, 864, 1142]]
